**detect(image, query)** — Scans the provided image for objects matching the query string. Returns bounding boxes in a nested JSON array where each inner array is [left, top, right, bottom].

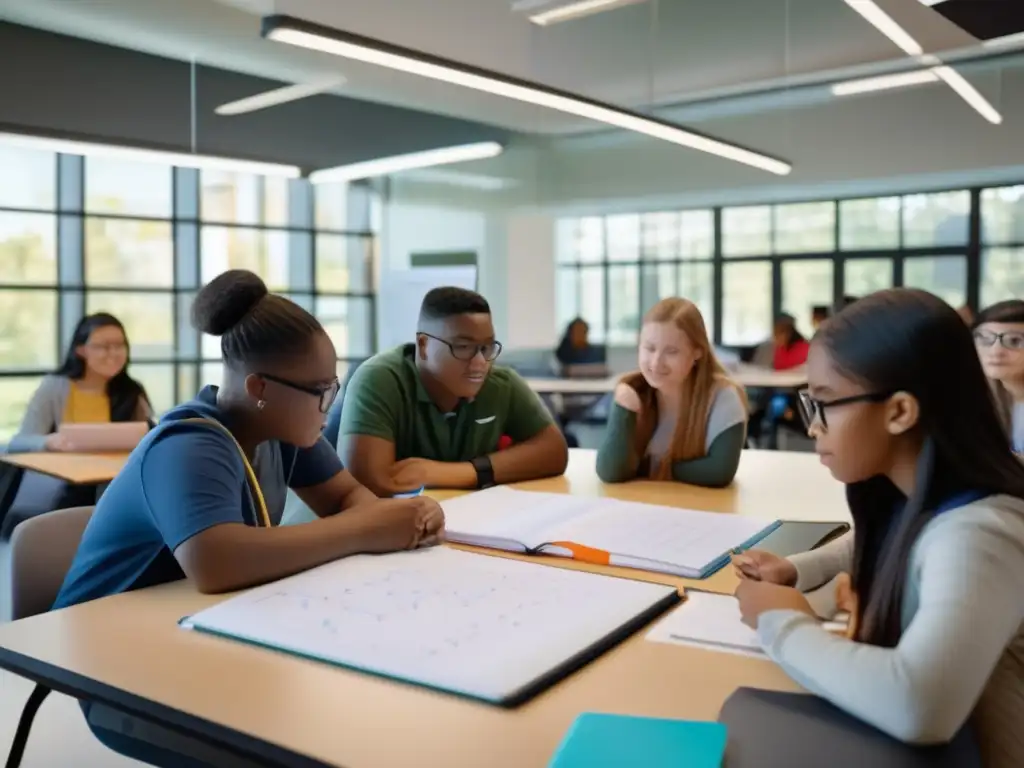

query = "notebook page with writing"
[[180, 547, 678, 705], [442, 487, 596, 551], [541, 498, 776, 577]]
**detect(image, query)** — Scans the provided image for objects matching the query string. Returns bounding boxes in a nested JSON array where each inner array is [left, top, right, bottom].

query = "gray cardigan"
[[8, 375, 152, 453], [758, 496, 1024, 766]]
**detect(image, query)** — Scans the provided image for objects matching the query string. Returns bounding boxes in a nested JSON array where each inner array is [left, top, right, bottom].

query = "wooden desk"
[[0, 452, 130, 484], [0, 449, 848, 768], [525, 365, 806, 396]]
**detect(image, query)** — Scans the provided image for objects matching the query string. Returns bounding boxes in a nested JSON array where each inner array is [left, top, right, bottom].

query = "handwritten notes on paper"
[[182, 547, 677, 703]]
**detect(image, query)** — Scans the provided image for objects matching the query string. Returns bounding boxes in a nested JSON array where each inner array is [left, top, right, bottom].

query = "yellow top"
[[62, 382, 111, 424]]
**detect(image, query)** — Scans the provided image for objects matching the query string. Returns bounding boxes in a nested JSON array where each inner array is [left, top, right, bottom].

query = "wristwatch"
[[471, 455, 496, 489]]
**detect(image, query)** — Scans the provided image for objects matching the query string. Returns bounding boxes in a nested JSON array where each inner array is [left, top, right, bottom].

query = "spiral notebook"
[[441, 487, 781, 579]]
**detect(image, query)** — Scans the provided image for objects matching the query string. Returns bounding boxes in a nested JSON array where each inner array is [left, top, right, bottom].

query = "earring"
[[257, 399, 266, 411]]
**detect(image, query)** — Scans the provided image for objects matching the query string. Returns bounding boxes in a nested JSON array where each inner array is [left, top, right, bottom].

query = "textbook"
[[441, 487, 782, 579], [550, 713, 727, 768]]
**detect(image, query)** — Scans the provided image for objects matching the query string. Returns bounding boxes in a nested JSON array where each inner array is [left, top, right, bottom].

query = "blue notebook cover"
[[550, 713, 727, 768], [698, 519, 783, 578]]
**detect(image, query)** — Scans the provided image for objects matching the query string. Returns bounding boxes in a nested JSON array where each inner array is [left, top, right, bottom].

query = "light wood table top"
[[525, 365, 806, 395], [0, 451, 130, 484], [0, 449, 849, 768]]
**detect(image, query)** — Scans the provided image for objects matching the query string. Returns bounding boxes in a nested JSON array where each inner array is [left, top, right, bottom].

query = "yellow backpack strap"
[[180, 417, 272, 529]]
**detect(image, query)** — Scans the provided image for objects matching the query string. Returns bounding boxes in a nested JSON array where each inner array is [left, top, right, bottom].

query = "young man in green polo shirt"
[[339, 287, 569, 496]]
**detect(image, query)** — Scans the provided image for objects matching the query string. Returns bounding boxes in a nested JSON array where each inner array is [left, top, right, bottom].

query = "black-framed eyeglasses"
[[973, 330, 1024, 351], [419, 333, 503, 362], [259, 373, 340, 414], [797, 389, 892, 431]]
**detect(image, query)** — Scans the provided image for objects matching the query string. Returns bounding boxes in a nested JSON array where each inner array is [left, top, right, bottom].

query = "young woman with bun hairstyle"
[[46, 270, 445, 766]]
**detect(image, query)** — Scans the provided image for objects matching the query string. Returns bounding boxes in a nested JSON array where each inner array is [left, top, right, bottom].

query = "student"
[[811, 305, 830, 332], [50, 270, 443, 766], [339, 286, 569, 496], [732, 289, 1024, 760], [958, 304, 976, 326], [596, 297, 747, 487], [772, 313, 810, 371], [555, 317, 605, 368], [9, 312, 152, 453], [973, 299, 1024, 453]]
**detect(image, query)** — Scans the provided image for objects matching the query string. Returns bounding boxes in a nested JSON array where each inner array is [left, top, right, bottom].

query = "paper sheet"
[[646, 591, 765, 658]]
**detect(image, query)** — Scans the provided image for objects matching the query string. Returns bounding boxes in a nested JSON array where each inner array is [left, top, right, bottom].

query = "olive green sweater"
[[595, 385, 747, 488]]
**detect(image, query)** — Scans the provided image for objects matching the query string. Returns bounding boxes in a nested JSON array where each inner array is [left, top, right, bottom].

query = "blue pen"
[[393, 486, 425, 499]]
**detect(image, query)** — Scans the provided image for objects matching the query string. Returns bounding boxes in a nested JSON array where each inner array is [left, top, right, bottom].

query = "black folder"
[[718, 688, 981, 768], [753, 520, 850, 559]]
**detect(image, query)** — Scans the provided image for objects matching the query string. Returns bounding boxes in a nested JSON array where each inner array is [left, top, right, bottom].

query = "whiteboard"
[[181, 548, 678, 705], [378, 266, 479, 349]]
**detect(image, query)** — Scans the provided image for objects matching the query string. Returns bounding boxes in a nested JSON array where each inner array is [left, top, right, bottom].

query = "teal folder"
[[550, 713, 727, 768]]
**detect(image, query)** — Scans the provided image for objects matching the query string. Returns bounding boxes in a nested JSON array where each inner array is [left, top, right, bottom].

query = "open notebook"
[[441, 487, 781, 579], [180, 547, 679, 706]]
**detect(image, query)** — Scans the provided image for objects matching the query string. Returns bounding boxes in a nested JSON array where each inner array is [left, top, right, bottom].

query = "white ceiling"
[[0, 0, 1009, 135]]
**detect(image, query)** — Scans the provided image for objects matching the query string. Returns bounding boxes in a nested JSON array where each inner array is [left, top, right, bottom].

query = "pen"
[[393, 486, 425, 499]]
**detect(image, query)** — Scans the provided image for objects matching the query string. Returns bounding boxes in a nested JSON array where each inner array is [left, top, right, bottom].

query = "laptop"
[[58, 422, 149, 452]]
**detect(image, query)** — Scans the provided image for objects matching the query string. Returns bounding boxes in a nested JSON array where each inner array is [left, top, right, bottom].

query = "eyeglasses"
[[797, 389, 892, 431], [973, 330, 1024, 351], [259, 373, 340, 414], [87, 342, 127, 355], [419, 333, 503, 362]]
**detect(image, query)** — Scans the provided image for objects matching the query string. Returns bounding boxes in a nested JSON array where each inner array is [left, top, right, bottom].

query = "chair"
[[5, 508, 265, 768], [6, 505, 93, 768]]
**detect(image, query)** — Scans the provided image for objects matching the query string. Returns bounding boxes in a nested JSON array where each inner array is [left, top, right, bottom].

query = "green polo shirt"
[[339, 344, 555, 461]]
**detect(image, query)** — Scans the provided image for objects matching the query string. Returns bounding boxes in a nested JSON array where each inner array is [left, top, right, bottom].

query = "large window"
[[557, 211, 716, 344], [556, 186, 1017, 347], [0, 142, 378, 440]]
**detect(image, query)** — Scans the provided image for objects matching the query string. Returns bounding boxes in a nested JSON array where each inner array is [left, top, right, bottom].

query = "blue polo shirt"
[[53, 386, 343, 609]]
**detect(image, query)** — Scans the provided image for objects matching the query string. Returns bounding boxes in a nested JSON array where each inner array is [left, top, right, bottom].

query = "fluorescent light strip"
[[528, 0, 647, 26], [844, 1, 1002, 124], [262, 17, 791, 176], [984, 31, 1024, 49], [0, 132, 301, 177], [832, 69, 939, 95], [309, 142, 503, 183], [216, 79, 346, 116]]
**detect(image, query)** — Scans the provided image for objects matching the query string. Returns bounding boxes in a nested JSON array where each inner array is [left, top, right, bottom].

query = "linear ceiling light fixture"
[[844, 0, 1003, 124], [215, 78, 346, 116], [0, 131, 301, 177], [308, 141, 504, 183], [261, 15, 791, 176], [831, 69, 939, 96], [513, 0, 649, 27]]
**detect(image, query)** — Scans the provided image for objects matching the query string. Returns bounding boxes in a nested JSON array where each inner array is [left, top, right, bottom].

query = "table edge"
[[0, 645, 338, 768]]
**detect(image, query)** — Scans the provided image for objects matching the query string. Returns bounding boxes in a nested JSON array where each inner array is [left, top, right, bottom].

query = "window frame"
[[0, 149, 380, 424], [555, 185, 1006, 348]]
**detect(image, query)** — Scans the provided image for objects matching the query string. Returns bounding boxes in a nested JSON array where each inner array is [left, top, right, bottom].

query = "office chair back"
[[9, 505, 93, 620]]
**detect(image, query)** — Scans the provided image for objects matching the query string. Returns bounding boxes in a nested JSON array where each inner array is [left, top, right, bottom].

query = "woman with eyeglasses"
[[973, 300, 1024, 454], [50, 269, 445, 765], [731, 289, 1024, 763], [9, 312, 152, 453]]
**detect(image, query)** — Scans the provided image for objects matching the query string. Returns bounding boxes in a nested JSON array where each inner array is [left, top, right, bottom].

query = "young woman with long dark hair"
[[733, 289, 1024, 762], [9, 312, 152, 452]]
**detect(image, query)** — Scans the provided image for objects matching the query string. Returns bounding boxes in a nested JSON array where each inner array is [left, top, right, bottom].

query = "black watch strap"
[[471, 455, 496, 489]]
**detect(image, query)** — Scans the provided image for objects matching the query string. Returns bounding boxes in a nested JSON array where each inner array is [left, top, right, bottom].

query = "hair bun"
[[191, 269, 268, 336]]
